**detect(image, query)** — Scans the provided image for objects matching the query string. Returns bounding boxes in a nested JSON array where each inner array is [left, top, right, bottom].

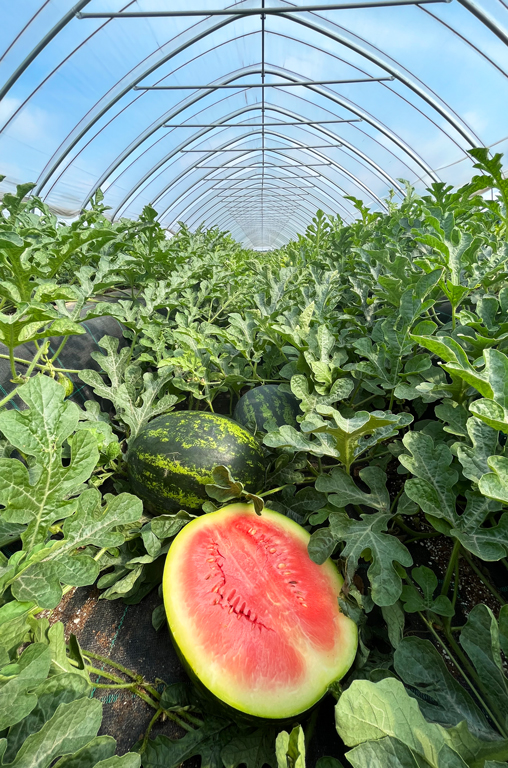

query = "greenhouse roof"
[[1, 0, 507, 249]]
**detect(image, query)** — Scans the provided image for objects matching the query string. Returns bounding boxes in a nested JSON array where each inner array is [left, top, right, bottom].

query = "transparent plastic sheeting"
[[0, 1, 507, 249]]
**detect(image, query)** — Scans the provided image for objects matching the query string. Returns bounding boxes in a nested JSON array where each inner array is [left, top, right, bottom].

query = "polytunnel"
[[0, 1, 507, 247]]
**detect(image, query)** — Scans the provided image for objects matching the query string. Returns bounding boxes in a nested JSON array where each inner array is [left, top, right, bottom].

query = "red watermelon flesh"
[[163, 503, 357, 719]]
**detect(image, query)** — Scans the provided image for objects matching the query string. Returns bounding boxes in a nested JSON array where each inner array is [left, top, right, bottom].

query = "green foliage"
[[2, 156, 508, 768]]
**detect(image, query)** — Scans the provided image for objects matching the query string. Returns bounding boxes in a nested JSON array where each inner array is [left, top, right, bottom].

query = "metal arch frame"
[[420, 5, 508, 81], [162, 169, 352, 226], [457, 0, 508, 49], [0, 0, 94, 102], [160, 182, 350, 234], [178, 179, 348, 225], [0, 0, 142, 133], [197, 205, 314, 243], [109, 94, 411, 219], [134, 129, 386, 227], [161, 167, 357, 232], [117, 140, 388, 230], [32, 3, 468, 199], [3, 1, 504, 239], [78, 28, 435, 208], [153, 161, 361, 234], [94, 91, 408, 219], [145, 157, 357, 232], [187, 199, 329, 236], [286, 12, 482, 147], [79, 61, 425, 213], [32, 11, 240, 195]]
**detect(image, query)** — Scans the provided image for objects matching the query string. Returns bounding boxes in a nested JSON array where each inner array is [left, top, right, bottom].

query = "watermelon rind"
[[233, 385, 300, 434], [127, 412, 266, 513], [163, 503, 358, 720]]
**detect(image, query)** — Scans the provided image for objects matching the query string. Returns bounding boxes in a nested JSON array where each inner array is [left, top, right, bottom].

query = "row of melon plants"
[[0, 147, 507, 768]]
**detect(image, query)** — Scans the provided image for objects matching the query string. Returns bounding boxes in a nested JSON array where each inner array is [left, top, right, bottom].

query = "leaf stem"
[[139, 707, 163, 754], [0, 354, 83, 374], [440, 539, 461, 598], [0, 341, 49, 408]]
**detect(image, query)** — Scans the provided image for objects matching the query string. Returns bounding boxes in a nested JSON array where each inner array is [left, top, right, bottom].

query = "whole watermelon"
[[127, 411, 266, 513], [234, 385, 300, 434]]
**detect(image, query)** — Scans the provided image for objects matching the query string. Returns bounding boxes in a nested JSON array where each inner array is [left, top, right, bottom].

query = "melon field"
[[1, 149, 508, 768]]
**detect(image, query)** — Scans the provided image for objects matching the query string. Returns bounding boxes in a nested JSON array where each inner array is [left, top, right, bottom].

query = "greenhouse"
[[1, 2, 508, 767]]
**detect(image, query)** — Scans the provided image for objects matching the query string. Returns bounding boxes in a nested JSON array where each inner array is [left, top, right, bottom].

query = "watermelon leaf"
[[400, 566, 454, 617], [316, 466, 390, 513], [394, 637, 497, 739], [275, 726, 305, 768], [222, 728, 277, 768]]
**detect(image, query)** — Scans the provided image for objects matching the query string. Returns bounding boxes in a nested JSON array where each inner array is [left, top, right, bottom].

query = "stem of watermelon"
[[440, 539, 461, 597], [138, 707, 163, 753]]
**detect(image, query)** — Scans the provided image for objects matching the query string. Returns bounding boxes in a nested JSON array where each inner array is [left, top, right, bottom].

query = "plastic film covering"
[[0, 0, 507, 248]]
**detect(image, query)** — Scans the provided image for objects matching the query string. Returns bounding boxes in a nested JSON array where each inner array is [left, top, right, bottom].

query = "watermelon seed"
[[277, 563, 286, 569], [269, 547, 276, 553]]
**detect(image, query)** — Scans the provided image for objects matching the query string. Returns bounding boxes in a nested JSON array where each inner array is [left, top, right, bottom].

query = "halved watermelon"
[[163, 503, 357, 719]]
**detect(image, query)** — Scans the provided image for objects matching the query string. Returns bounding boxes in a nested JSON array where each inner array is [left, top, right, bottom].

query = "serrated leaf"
[[142, 719, 231, 768], [316, 466, 390, 513], [0, 376, 99, 551], [222, 728, 277, 768], [330, 510, 412, 606], [456, 417, 499, 483], [336, 677, 508, 768], [400, 566, 454, 617], [399, 432, 458, 526]]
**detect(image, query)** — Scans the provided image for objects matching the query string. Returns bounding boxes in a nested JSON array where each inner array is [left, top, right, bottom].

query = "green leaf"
[[459, 605, 508, 736], [0, 644, 51, 730], [0, 376, 99, 550], [316, 466, 390, 513], [400, 566, 454, 617], [479, 456, 508, 504], [276, 726, 305, 768], [399, 432, 458, 527], [456, 417, 499, 484], [329, 510, 412, 606], [335, 677, 508, 768], [303, 406, 412, 474], [394, 637, 496, 739], [5, 696, 103, 768], [345, 736, 464, 768], [142, 719, 232, 768], [222, 728, 277, 768]]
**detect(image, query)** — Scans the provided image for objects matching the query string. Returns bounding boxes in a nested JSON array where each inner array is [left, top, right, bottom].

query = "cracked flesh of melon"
[[163, 503, 358, 719]]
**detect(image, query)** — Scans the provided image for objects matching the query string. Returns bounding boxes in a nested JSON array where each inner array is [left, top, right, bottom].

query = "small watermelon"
[[163, 503, 357, 720], [127, 412, 265, 513], [234, 385, 300, 434]]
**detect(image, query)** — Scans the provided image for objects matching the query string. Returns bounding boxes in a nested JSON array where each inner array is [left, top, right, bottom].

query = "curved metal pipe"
[[85, 63, 430, 214], [112, 99, 401, 218], [34, 6, 458, 199]]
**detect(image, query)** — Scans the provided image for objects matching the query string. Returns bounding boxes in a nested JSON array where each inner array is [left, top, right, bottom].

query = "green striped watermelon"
[[127, 412, 266, 513], [233, 385, 300, 434], [164, 503, 358, 719]]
